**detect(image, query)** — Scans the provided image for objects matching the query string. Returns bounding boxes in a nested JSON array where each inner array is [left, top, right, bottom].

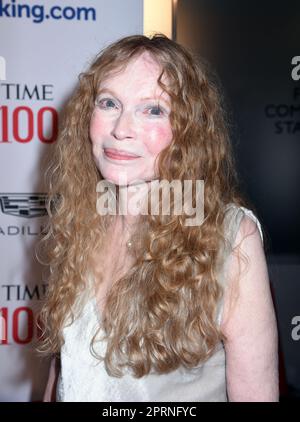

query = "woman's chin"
[[99, 170, 152, 187]]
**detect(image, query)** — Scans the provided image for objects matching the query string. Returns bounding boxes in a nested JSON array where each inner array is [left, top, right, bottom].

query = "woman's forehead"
[[100, 53, 168, 87]]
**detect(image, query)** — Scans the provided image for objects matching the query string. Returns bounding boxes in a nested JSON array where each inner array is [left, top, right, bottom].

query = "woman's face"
[[89, 52, 173, 186]]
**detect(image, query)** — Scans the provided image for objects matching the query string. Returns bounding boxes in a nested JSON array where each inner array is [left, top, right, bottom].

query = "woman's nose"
[[111, 111, 135, 140]]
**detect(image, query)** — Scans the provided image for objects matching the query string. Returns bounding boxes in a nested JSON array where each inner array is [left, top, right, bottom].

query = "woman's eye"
[[145, 106, 164, 116], [96, 98, 117, 109]]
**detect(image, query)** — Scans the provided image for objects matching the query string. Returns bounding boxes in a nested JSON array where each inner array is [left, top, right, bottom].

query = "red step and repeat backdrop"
[[0, 0, 143, 402]]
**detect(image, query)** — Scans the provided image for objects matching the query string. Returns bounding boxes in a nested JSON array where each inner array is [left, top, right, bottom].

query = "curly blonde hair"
[[37, 33, 253, 378]]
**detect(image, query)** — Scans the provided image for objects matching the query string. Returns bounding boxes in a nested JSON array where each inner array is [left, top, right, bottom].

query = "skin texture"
[[220, 216, 279, 401], [89, 52, 173, 189]]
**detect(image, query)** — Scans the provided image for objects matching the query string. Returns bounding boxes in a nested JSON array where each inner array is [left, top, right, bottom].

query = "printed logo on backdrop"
[[0, 0, 96, 24], [0, 284, 47, 345], [0, 80, 58, 144], [0, 39, 57, 143], [0, 193, 47, 218], [0, 192, 47, 345], [0, 192, 46, 235], [264, 56, 300, 135], [0, 193, 47, 345]]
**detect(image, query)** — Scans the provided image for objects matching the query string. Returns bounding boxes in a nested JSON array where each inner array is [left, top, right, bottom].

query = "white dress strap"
[[238, 206, 264, 244]]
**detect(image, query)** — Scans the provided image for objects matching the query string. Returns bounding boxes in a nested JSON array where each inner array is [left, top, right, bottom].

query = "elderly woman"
[[40, 34, 279, 402]]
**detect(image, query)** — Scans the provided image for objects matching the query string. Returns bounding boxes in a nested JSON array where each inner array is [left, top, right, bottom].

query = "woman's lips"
[[104, 148, 141, 160]]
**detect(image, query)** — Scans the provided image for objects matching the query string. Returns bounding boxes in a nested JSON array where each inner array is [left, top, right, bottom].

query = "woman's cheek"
[[89, 117, 96, 140], [89, 112, 108, 142], [143, 125, 173, 155]]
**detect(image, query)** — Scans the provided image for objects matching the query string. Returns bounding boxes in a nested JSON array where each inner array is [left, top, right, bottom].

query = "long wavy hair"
[[37, 34, 256, 378]]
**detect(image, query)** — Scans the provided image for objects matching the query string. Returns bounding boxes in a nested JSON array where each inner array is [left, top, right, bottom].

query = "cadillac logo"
[[0, 193, 47, 218]]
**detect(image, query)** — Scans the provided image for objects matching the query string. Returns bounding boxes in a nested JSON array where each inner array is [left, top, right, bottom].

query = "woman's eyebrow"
[[97, 88, 116, 97], [140, 96, 170, 107], [97, 88, 170, 106]]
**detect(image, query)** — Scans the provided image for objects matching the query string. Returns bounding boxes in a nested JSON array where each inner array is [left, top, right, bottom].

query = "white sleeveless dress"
[[56, 203, 264, 402]]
